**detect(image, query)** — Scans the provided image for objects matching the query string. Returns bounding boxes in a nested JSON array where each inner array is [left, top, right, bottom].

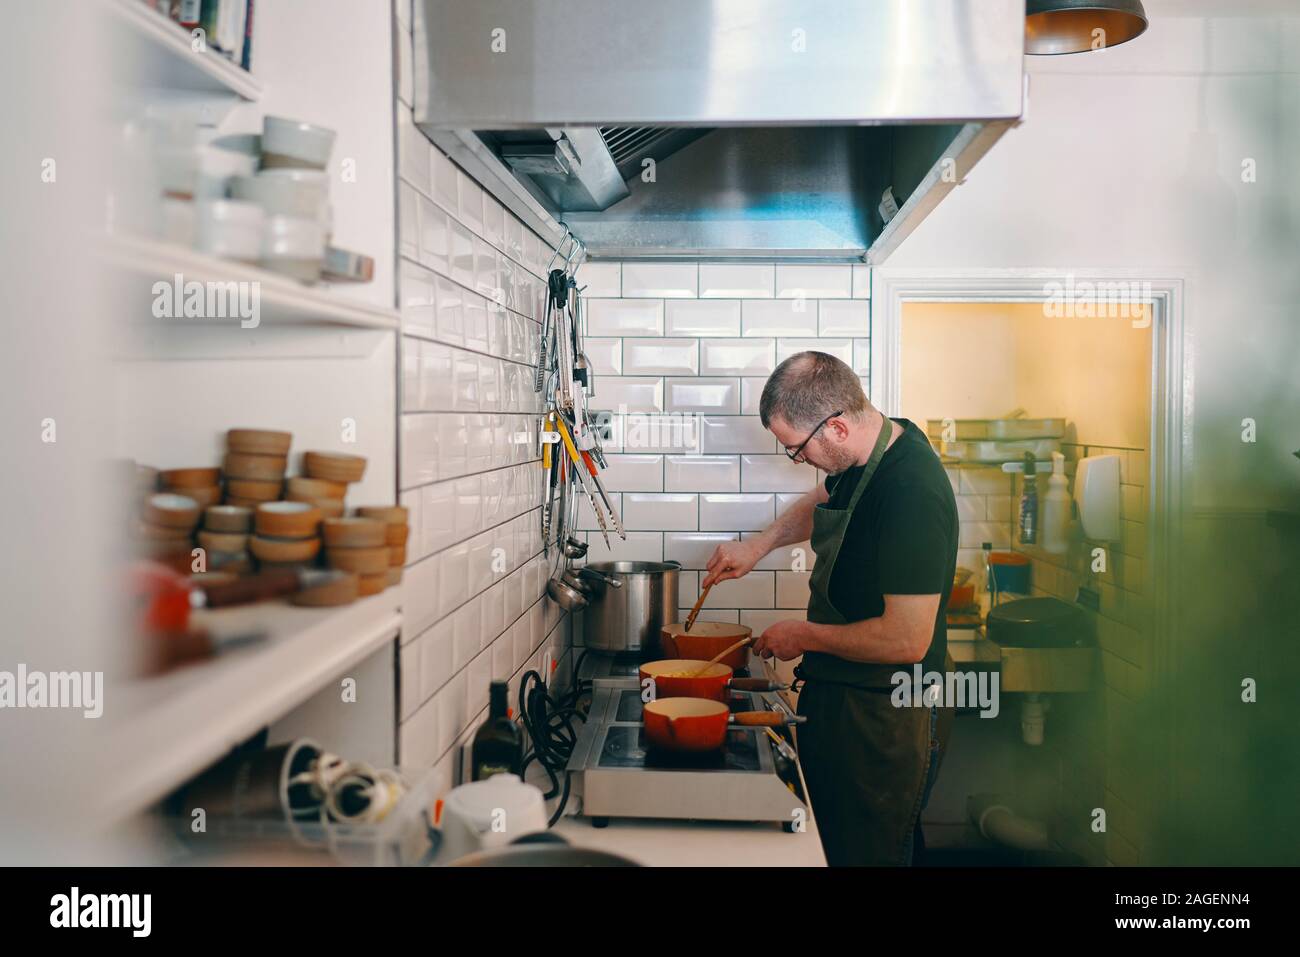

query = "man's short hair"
[[759, 351, 868, 430]]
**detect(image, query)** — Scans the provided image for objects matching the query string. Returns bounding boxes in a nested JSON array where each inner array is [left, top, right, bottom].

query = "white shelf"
[[106, 0, 263, 100], [103, 235, 400, 331], [100, 592, 402, 822]]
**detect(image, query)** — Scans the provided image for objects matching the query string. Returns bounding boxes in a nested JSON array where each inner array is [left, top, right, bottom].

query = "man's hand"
[[753, 619, 808, 661], [701, 540, 764, 589]]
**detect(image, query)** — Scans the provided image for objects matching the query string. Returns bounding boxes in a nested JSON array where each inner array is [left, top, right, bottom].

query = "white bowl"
[[261, 215, 326, 281], [262, 116, 336, 170], [196, 200, 264, 262], [230, 169, 329, 220]]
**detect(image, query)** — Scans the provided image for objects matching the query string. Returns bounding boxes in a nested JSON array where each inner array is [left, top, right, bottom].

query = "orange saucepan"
[[660, 620, 753, 670], [639, 658, 786, 703], [643, 698, 799, 753]]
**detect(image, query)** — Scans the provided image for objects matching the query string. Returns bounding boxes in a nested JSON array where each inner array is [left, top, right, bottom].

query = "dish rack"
[[169, 765, 441, 866]]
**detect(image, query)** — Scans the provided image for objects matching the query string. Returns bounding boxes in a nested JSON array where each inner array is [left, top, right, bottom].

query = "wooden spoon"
[[683, 581, 712, 632], [687, 636, 753, 677]]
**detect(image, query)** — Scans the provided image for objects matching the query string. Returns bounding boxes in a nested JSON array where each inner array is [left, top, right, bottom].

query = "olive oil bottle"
[[470, 681, 522, 781]]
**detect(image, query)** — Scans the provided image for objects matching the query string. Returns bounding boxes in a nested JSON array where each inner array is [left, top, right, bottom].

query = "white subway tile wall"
[[665, 299, 742, 337], [394, 16, 571, 786], [576, 262, 870, 626]]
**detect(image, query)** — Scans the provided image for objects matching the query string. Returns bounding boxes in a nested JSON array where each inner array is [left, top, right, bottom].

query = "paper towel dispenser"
[[1074, 454, 1121, 541]]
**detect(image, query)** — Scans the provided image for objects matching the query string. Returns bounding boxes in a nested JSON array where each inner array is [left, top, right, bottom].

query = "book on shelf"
[[154, 0, 254, 72]]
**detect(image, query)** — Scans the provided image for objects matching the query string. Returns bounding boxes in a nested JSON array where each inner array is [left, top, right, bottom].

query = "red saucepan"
[[643, 698, 804, 753], [660, 620, 753, 670], [639, 658, 787, 703]]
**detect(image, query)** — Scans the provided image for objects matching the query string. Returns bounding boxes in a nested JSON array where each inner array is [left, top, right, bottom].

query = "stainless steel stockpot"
[[580, 560, 680, 655]]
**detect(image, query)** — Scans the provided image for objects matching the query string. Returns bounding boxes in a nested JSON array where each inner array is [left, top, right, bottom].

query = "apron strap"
[[843, 415, 893, 512]]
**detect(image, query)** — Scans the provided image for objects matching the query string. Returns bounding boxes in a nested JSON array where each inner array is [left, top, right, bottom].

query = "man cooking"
[[701, 351, 958, 866]]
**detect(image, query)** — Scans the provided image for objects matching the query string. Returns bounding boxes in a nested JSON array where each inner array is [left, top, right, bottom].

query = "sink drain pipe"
[[967, 793, 1052, 852]]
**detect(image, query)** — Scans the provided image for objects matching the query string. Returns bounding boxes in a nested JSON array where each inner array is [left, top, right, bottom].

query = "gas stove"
[[566, 675, 810, 831]]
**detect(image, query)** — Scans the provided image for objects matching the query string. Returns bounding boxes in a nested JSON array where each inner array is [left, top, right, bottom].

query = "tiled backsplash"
[[570, 261, 870, 637], [946, 464, 1015, 575], [393, 9, 567, 783]]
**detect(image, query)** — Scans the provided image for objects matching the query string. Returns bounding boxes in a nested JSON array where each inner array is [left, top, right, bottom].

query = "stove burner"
[[596, 725, 762, 772]]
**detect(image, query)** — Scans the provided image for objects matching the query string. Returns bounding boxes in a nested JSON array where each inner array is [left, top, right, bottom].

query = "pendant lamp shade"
[[1025, 0, 1149, 55]]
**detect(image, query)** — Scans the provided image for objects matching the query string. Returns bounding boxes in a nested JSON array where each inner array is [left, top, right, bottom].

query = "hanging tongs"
[[548, 414, 604, 547], [535, 226, 581, 394]]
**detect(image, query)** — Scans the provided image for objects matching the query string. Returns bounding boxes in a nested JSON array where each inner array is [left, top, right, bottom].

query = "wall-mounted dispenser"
[[1074, 454, 1121, 541]]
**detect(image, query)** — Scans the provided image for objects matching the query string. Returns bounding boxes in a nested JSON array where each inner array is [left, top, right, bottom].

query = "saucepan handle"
[[729, 678, 789, 692], [578, 568, 622, 588], [732, 711, 806, 727]]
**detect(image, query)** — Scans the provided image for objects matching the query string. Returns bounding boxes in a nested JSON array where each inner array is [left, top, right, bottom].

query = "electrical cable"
[[517, 649, 592, 826]]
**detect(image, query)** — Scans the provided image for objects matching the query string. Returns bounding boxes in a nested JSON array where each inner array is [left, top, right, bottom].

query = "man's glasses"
[[785, 410, 843, 462]]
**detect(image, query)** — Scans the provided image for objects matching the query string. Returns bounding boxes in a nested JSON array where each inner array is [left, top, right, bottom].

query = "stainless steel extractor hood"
[[413, 0, 1026, 262]]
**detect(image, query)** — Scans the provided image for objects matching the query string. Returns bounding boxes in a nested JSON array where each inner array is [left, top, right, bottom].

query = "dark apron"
[[792, 417, 953, 866]]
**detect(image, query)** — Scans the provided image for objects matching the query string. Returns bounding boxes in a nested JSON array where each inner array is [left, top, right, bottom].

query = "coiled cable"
[[518, 650, 591, 826]]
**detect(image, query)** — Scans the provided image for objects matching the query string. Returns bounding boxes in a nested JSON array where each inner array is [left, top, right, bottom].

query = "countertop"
[[550, 812, 826, 866], [527, 747, 827, 867]]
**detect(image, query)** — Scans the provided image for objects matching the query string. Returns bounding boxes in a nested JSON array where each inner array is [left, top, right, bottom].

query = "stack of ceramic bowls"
[[250, 501, 323, 571], [356, 505, 410, 590], [198, 505, 254, 575], [223, 429, 292, 507], [320, 518, 389, 597]]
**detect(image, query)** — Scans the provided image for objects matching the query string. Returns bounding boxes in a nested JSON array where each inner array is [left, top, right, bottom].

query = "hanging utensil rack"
[[537, 225, 625, 576]]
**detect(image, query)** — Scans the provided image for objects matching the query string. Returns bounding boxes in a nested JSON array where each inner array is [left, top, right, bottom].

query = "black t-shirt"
[[803, 417, 957, 688]]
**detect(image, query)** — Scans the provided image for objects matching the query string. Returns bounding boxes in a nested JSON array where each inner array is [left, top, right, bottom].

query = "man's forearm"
[[750, 488, 820, 555], [800, 617, 926, 666]]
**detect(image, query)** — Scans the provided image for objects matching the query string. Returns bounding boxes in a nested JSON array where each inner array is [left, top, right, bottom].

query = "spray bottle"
[[1041, 451, 1071, 554], [1017, 452, 1038, 545]]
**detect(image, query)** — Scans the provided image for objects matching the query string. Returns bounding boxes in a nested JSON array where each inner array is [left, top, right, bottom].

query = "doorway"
[[871, 268, 1184, 865]]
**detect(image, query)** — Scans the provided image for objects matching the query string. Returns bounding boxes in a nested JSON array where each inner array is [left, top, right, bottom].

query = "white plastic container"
[[1041, 451, 1071, 554], [195, 199, 265, 262]]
